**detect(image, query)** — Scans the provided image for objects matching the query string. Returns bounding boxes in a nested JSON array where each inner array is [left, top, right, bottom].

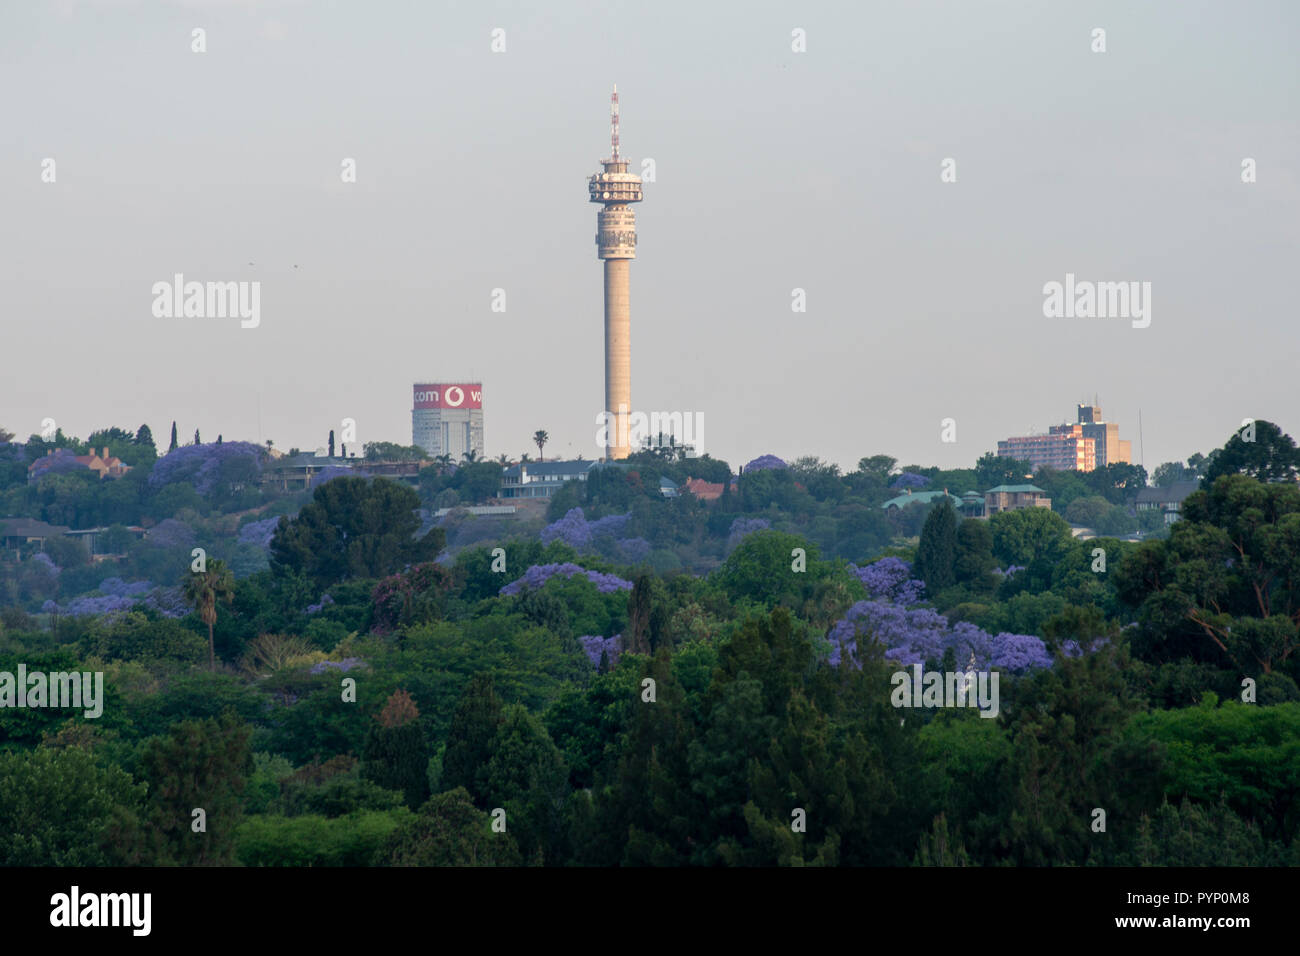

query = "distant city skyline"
[[3, 1, 1296, 473]]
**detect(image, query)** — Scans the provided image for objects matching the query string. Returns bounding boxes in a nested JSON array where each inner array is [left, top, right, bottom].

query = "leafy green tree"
[[452, 460, 504, 504], [989, 506, 1073, 589], [591, 648, 700, 866], [1114, 475, 1300, 674], [1118, 797, 1283, 866], [976, 452, 1032, 489], [913, 813, 972, 866], [0, 747, 145, 866], [137, 710, 253, 865], [363, 441, 426, 462], [385, 787, 521, 865], [1187, 451, 1218, 479], [237, 809, 410, 866], [999, 640, 1162, 866], [1031, 466, 1091, 514], [1127, 698, 1300, 844], [44, 534, 90, 570], [683, 454, 731, 484], [856, 455, 897, 481], [270, 477, 444, 589], [1152, 461, 1191, 487], [914, 500, 957, 593], [1065, 495, 1112, 528], [713, 530, 825, 608], [1202, 419, 1300, 486], [1084, 462, 1149, 505], [181, 557, 235, 670], [479, 704, 570, 863], [82, 610, 207, 667]]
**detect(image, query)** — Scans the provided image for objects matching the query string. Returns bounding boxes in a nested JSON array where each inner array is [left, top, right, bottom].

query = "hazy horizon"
[[3, 0, 1297, 473]]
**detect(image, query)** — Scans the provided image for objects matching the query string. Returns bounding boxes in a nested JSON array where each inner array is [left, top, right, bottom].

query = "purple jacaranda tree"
[[577, 634, 623, 668], [311, 465, 353, 487], [148, 441, 263, 495], [541, 508, 593, 550], [826, 598, 1054, 674], [31, 551, 61, 578], [305, 593, 336, 615], [98, 577, 152, 598], [726, 516, 770, 552], [848, 557, 925, 605], [238, 516, 281, 549], [142, 586, 187, 618], [742, 455, 787, 472], [147, 518, 195, 551], [500, 563, 633, 596], [890, 471, 931, 490], [588, 513, 632, 538], [616, 537, 651, 563], [27, 449, 88, 480], [46, 580, 187, 618]]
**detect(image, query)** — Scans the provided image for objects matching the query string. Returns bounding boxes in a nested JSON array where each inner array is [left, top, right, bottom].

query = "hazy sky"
[[3, 0, 1297, 473]]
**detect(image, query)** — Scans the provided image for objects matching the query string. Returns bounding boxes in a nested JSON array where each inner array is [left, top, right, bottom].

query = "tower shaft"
[[603, 258, 631, 458], [588, 86, 643, 461]]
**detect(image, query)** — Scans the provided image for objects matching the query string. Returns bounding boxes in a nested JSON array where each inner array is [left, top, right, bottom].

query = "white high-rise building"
[[412, 383, 484, 460]]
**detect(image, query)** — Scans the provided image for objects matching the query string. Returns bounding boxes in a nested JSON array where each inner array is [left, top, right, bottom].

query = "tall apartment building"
[[1075, 404, 1131, 469], [997, 402, 1131, 473], [998, 426, 1096, 472]]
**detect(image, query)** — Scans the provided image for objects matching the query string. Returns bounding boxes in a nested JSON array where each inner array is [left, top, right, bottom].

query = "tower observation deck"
[[588, 85, 643, 460]]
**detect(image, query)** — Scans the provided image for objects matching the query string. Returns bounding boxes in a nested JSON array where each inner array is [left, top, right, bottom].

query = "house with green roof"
[[880, 489, 963, 511]]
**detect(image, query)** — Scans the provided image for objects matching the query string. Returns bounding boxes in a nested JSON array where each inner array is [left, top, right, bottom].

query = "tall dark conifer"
[[915, 499, 958, 594]]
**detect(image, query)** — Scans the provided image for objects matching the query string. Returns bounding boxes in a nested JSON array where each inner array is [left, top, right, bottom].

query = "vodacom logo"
[[444, 386, 465, 407]]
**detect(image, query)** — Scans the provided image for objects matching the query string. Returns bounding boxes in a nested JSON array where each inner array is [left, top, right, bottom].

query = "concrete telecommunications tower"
[[589, 85, 643, 460]]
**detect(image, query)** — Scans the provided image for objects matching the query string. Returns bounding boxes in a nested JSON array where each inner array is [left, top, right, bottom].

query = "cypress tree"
[[362, 689, 430, 810], [168, 421, 178, 452], [954, 518, 997, 592], [915, 499, 958, 594], [627, 574, 654, 655], [441, 675, 503, 805]]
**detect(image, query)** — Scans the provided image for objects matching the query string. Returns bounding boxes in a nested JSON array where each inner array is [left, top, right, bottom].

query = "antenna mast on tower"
[[610, 85, 620, 161]]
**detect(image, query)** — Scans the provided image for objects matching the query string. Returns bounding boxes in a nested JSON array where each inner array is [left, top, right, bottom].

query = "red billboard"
[[413, 384, 482, 410]]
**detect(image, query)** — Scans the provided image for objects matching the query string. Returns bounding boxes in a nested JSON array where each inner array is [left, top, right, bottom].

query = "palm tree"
[[497, 453, 511, 466], [533, 430, 549, 463], [519, 453, 532, 464], [434, 453, 453, 474], [181, 558, 235, 671], [462, 448, 480, 464]]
